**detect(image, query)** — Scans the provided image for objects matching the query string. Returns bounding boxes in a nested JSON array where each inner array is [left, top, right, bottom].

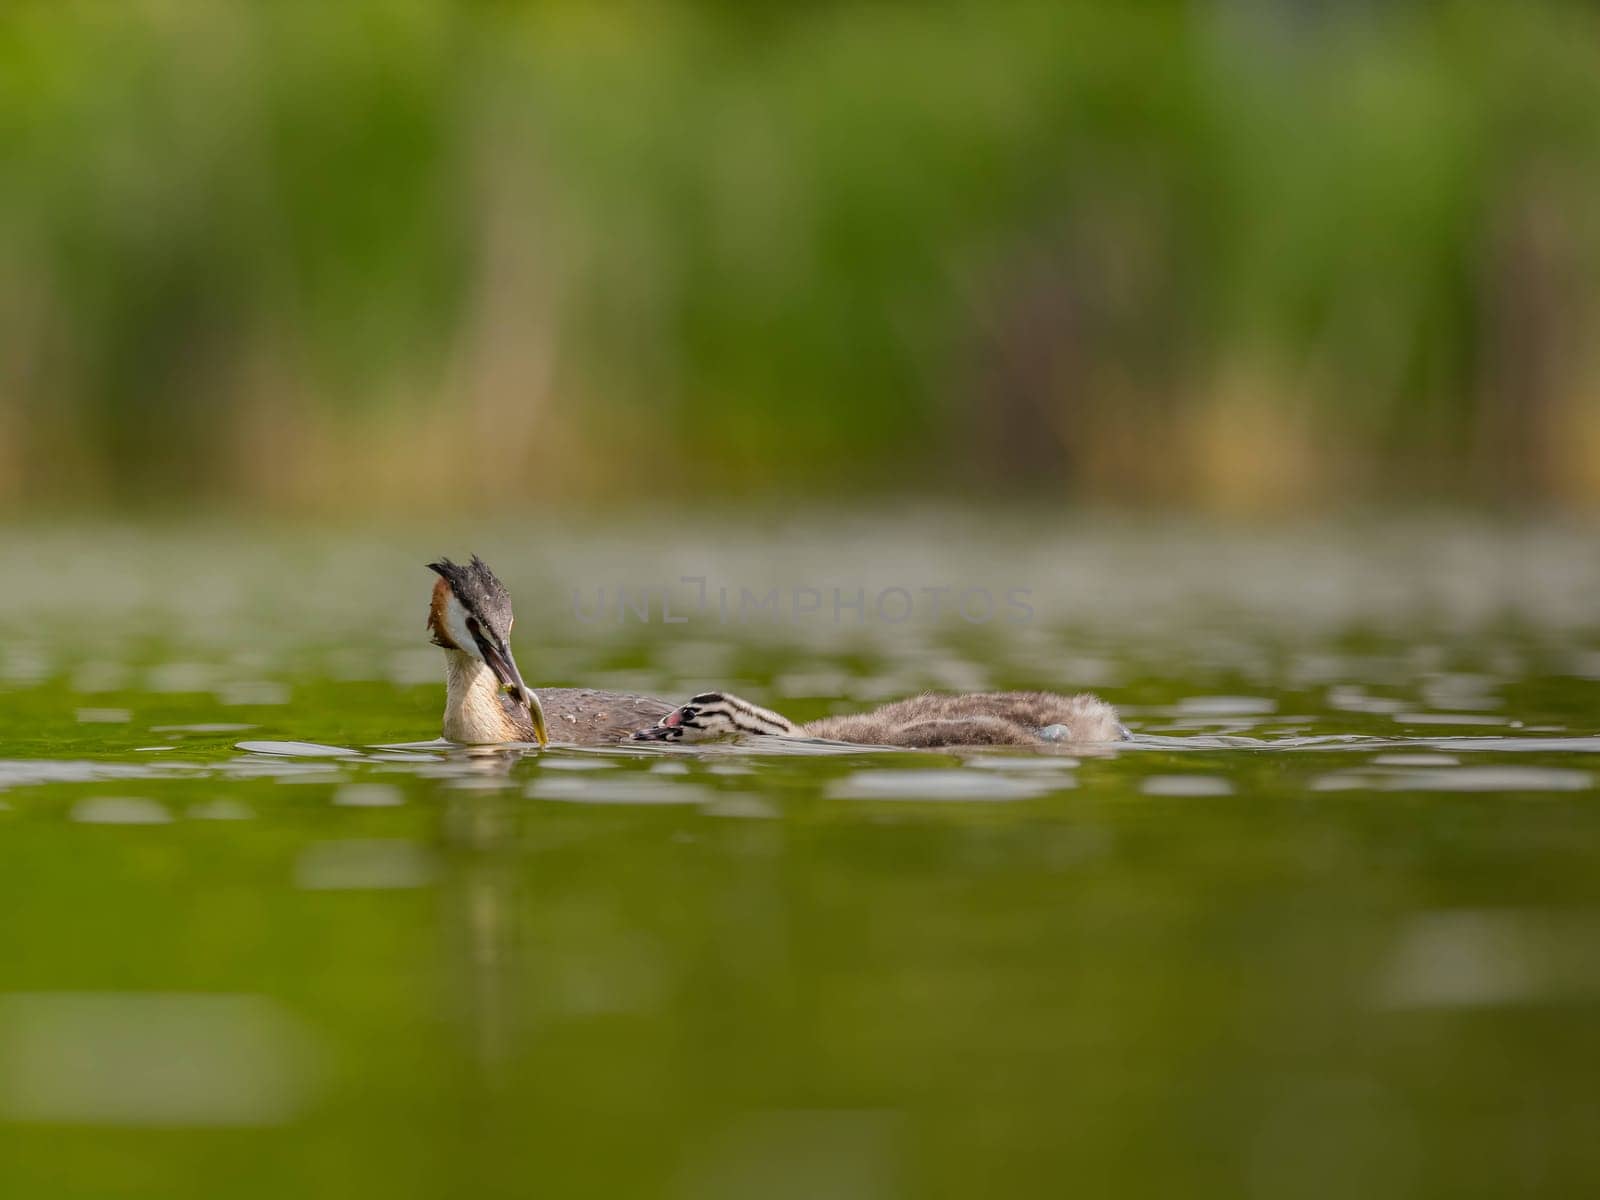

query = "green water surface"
[[0, 519, 1597, 1199]]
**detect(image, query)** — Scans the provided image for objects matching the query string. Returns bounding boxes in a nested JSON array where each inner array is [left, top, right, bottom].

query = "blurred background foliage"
[[2, 0, 1599, 515]]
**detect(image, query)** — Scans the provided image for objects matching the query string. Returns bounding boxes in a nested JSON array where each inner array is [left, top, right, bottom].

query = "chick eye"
[[680, 707, 698, 720]]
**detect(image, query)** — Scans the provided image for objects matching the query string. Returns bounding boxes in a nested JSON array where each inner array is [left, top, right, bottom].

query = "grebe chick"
[[635, 690, 1128, 748], [428, 556, 674, 745]]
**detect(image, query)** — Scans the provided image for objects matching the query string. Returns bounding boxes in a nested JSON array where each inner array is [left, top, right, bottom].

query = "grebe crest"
[[428, 556, 548, 746]]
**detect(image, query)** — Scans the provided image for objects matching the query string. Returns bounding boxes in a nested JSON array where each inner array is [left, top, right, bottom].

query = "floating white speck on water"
[[217, 681, 290, 707], [332, 783, 404, 808], [530, 777, 712, 806], [70, 797, 172, 824], [188, 799, 254, 821], [152, 723, 257, 735], [293, 840, 436, 890], [828, 770, 1050, 802], [75, 708, 130, 724], [236, 740, 358, 758], [1177, 695, 1277, 716], [1141, 775, 1235, 797], [1377, 910, 1542, 1009], [0, 992, 319, 1127], [1315, 766, 1593, 793]]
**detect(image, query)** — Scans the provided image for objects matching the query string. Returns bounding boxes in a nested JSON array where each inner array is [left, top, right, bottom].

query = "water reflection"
[[826, 769, 1062, 801], [70, 796, 173, 825], [1377, 910, 1600, 1009], [1313, 766, 1593, 793], [293, 840, 438, 891], [0, 993, 320, 1127], [1141, 775, 1235, 797], [5, 727, 1600, 807], [331, 783, 405, 808]]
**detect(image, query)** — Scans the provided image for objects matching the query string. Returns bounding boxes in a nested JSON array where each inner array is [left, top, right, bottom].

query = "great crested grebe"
[[634, 689, 1129, 748], [428, 556, 674, 745]]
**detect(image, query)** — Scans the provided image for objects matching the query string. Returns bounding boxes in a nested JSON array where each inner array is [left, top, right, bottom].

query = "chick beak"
[[632, 708, 683, 741], [477, 634, 548, 747]]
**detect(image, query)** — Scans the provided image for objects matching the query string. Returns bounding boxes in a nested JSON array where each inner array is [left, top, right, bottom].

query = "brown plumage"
[[804, 690, 1125, 746], [534, 687, 676, 744], [637, 689, 1128, 748]]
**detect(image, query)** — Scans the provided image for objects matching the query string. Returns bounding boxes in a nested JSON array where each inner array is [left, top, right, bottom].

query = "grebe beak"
[[474, 630, 548, 747]]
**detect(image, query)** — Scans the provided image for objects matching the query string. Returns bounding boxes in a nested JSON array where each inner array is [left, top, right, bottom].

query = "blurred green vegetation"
[[2, 0, 1599, 513]]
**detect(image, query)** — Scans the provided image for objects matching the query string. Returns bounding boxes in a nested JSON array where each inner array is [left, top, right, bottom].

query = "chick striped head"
[[633, 693, 798, 742]]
